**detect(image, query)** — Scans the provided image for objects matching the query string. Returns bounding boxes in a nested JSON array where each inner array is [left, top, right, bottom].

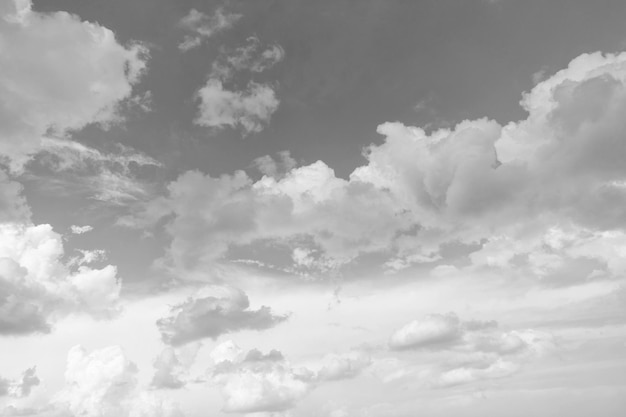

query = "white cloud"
[[313, 351, 372, 382], [389, 313, 462, 351], [70, 225, 93, 235], [0, 0, 147, 172], [195, 80, 279, 135], [210, 342, 313, 414], [151, 343, 202, 389], [55, 345, 184, 417], [382, 312, 557, 389], [126, 50, 626, 286], [156, 286, 288, 346], [178, 8, 241, 52], [0, 223, 121, 335]]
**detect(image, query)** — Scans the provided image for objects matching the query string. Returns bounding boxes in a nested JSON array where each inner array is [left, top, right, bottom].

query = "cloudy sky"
[[1, 0, 626, 416]]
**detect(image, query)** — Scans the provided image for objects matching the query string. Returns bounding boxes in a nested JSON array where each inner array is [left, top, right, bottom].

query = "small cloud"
[[70, 225, 94, 235], [194, 79, 280, 136], [178, 8, 241, 52]]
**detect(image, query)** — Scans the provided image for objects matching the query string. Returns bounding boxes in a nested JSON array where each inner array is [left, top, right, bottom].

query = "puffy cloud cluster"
[[128, 50, 626, 282], [123, 161, 408, 276], [178, 8, 241, 52], [151, 343, 202, 389], [0, 0, 147, 172], [157, 286, 288, 346], [386, 312, 555, 388], [0, 223, 121, 335], [195, 80, 279, 136], [55, 345, 184, 417], [208, 341, 371, 414], [210, 341, 312, 414], [194, 31, 284, 136], [313, 351, 372, 382]]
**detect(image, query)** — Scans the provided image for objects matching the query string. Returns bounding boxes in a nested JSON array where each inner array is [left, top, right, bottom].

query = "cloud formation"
[[126, 50, 626, 284], [210, 342, 314, 414], [0, 0, 147, 171], [178, 8, 241, 52], [157, 286, 288, 346], [0, 367, 39, 399], [0, 223, 121, 335], [33, 138, 161, 205], [384, 312, 556, 388], [194, 33, 284, 136], [195, 80, 279, 135], [55, 345, 184, 417]]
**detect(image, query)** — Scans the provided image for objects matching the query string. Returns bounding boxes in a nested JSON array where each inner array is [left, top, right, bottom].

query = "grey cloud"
[[157, 287, 288, 346], [0, 367, 40, 399]]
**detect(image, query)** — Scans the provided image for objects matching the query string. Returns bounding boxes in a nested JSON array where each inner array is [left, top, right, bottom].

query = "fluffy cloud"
[[178, 8, 241, 52], [157, 286, 288, 346], [194, 33, 284, 136], [210, 342, 313, 414], [208, 342, 372, 414], [195, 80, 279, 135], [0, 0, 147, 171], [388, 313, 463, 351], [385, 312, 556, 388], [127, 50, 626, 283], [122, 161, 408, 276], [0, 223, 121, 335], [55, 345, 183, 417], [151, 343, 202, 389], [313, 351, 372, 382]]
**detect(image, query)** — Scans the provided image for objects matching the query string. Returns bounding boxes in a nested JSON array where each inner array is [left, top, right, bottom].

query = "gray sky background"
[[1, 0, 626, 416]]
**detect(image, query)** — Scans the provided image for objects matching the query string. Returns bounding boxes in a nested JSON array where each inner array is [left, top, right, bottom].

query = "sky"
[[1, 0, 626, 416]]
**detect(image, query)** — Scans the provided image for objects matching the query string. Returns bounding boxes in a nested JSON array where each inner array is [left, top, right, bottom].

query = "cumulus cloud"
[[151, 343, 202, 389], [388, 313, 463, 351], [126, 50, 626, 284], [195, 80, 279, 135], [193, 33, 284, 136], [313, 351, 372, 382], [384, 312, 556, 388], [0, 223, 121, 335], [208, 342, 372, 414], [209, 342, 313, 414], [157, 286, 288, 346], [178, 8, 241, 52], [55, 345, 184, 417], [0, 0, 147, 171]]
